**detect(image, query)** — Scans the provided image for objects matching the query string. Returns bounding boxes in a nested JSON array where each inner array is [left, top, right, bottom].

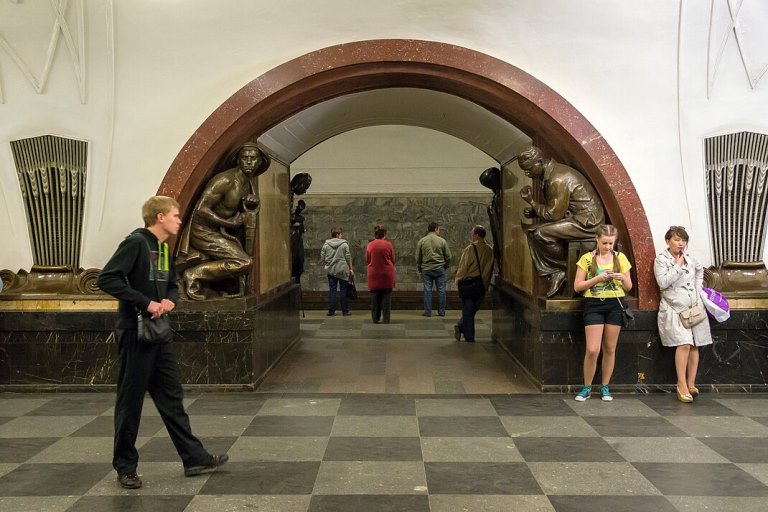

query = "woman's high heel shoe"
[[676, 387, 694, 403], [689, 386, 700, 397]]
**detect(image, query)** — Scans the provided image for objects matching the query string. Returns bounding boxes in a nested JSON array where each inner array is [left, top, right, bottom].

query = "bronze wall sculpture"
[[704, 132, 768, 297], [289, 173, 312, 283], [176, 143, 270, 300], [480, 166, 502, 272], [518, 146, 606, 297]]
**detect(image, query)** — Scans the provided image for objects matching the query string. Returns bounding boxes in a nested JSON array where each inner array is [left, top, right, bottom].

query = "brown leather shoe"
[[117, 472, 142, 489]]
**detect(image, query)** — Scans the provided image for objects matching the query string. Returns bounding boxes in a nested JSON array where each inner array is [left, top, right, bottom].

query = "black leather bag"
[[347, 275, 358, 300], [136, 313, 173, 343], [616, 297, 635, 328], [458, 276, 485, 299]]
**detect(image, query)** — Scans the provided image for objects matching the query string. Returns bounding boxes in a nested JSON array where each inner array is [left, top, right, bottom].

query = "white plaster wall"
[[1, 0, 766, 271]]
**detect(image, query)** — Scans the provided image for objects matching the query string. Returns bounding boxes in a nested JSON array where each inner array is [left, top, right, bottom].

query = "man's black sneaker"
[[117, 472, 142, 489], [184, 453, 229, 477]]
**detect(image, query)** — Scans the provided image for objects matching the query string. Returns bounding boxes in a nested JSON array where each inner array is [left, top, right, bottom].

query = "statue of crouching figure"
[[176, 143, 270, 300]]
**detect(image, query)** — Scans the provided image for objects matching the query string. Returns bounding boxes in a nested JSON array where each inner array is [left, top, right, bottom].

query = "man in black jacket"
[[98, 196, 228, 489]]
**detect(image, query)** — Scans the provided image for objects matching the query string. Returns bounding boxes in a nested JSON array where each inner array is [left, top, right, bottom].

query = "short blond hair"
[[142, 196, 180, 227]]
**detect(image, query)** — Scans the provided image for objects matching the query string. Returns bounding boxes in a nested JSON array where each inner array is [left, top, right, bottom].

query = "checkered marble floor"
[[2, 392, 768, 511], [259, 310, 538, 394]]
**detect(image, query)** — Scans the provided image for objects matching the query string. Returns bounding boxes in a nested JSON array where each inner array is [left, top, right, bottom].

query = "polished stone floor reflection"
[[259, 310, 538, 394]]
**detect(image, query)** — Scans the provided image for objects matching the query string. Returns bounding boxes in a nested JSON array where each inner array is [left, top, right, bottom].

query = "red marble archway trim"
[[161, 39, 659, 309]]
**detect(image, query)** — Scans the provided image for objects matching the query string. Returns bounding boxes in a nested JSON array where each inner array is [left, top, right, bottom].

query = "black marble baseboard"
[[493, 285, 768, 391], [0, 286, 300, 390]]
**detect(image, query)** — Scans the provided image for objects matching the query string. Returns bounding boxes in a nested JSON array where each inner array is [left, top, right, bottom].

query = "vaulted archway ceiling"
[[257, 88, 532, 166]]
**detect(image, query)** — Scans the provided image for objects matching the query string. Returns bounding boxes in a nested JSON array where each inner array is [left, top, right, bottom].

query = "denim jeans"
[[457, 293, 484, 341], [422, 268, 446, 315], [327, 274, 349, 314]]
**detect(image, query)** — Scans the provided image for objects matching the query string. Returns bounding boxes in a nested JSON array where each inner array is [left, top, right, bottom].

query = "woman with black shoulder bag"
[[573, 224, 633, 402]]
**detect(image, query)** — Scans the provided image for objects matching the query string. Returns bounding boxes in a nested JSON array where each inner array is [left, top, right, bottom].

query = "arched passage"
[[161, 39, 658, 309]]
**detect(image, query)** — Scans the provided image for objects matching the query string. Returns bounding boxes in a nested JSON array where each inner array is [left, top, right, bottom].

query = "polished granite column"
[[0, 285, 300, 390], [492, 283, 768, 392]]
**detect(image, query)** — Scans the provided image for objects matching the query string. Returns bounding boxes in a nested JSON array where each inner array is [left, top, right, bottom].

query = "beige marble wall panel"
[[258, 161, 291, 294], [501, 164, 533, 293]]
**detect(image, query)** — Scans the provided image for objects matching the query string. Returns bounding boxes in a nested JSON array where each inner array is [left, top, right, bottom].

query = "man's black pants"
[[113, 330, 208, 474]]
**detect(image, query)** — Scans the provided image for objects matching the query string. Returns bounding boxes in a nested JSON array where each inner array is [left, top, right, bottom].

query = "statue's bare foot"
[[184, 270, 206, 301], [546, 271, 566, 297]]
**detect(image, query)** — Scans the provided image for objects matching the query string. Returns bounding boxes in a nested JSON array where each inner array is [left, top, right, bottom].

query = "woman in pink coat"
[[366, 225, 396, 323]]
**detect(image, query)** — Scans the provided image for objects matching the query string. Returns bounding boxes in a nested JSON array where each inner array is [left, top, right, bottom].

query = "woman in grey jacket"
[[653, 226, 712, 403], [320, 227, 354, 316]]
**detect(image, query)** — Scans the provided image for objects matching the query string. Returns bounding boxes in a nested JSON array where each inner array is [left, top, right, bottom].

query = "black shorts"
[[583, 298, 623, 326]]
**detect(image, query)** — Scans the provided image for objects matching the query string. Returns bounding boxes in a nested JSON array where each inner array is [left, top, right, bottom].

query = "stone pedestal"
[[0, 285, 300, 390], [492, 282, 768, 393]]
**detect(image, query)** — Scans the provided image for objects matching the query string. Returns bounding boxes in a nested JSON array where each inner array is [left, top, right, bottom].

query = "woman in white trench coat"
[[654, 226, 712, 403]]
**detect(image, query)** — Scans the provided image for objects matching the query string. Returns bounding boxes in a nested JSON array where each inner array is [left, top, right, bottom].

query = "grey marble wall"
[[298, 193, 494, 291]]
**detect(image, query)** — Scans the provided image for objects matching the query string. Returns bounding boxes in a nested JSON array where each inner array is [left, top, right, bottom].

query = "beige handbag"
[[678, 303, 706, 329]]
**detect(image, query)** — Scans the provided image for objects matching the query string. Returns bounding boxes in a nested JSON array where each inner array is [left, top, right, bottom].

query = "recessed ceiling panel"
[[257, 88, 531, 165]]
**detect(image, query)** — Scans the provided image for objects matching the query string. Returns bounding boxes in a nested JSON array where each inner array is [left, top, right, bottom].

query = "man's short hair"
[[142, 196, 180, 227], [331, 227, 343, 238], [428, 222, 439, 232], [472, 225, 487, 238]]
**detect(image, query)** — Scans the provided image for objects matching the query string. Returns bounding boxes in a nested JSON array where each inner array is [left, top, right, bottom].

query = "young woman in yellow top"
[[572, 224, 633, 401]]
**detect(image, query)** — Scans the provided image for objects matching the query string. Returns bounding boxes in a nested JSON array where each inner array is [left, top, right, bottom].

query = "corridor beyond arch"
[[161, 39, 658, 308]]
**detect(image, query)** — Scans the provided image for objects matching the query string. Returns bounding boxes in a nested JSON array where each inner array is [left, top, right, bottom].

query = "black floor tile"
[[548, 495, 679, 512], [323, 437, 422, 461], [0, 437, 58, 462], [639, 396, 740, 416], [698, 437, 768, 463], [67, 495, 194, 512], [25, 397, 114, 416], [418, 416, 508, 437], [634, 462, 768, 496], [514, 437, 624, 462], [425, 462, 543, 494], [243, 416, 335, 436], [338, 396, 416, 416], [0, 462, 111, 496], [138, 436, 237, 463], [583, 416, 688, 437], [309, 494, 430, 512], [491, 395, 576, 416], [199, 461, 320, 494]]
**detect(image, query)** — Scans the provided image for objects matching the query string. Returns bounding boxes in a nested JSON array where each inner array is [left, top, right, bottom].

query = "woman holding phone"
[[654, 226, 712, 403], [573, 224, 633, 401]]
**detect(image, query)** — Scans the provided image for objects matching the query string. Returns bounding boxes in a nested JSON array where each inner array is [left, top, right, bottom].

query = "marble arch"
[[161, 39, 658, 309]]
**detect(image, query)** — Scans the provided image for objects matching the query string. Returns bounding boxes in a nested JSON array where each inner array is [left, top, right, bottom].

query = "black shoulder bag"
[[457, 245, 486, 300], [135, 238, 173, 343]]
